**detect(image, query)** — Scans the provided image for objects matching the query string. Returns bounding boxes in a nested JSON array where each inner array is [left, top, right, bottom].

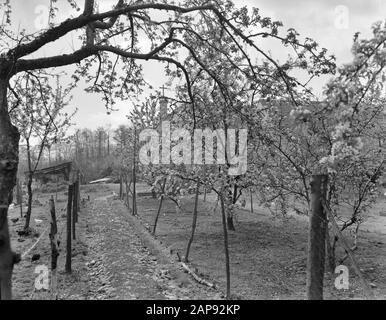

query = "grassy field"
[[134, 186, 386, 299]]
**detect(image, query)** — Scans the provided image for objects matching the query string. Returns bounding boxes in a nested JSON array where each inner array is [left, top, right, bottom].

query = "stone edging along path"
[[120, 199, 223, 299]]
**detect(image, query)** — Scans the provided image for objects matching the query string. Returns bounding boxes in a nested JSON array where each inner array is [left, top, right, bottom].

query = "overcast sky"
[[6, 0, 386, 131]]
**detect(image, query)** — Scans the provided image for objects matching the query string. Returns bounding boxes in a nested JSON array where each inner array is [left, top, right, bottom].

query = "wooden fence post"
[[132, 125, 138, 216], [48, 196, 59, 298], [65, 184, 74, 273], [49, 196, 59, 270], [72, 183, 77, 240], [306, 175, 328, 300], [76, 175, 80, 216], [75, 179, 79, 222]]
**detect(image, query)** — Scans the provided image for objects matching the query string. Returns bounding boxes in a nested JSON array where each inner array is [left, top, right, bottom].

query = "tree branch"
[[7, 3, 216, 60]]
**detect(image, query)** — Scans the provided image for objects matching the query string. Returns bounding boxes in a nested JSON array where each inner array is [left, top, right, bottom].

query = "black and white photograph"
[[0, 0, 386, 307]]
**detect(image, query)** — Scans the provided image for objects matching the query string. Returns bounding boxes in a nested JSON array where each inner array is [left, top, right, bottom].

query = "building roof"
[[26, 161, 73, 181]]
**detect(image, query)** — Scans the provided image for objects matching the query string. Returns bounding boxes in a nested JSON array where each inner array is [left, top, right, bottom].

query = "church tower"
[[159, 96, 168, 122]]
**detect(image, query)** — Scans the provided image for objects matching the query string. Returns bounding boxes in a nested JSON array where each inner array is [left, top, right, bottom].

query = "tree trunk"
[[232, 184, 238, 204], [124, 174, 130, 211], [184, 180, 200, 263], [107, 134, 110, 155], [24, 173, 33, 232], [128, 179, 133, 214], [119, 175, 123, 199], [19, 199, 23, 219], [152, 178, 166, 235], [250, 188, 254, 213], [98, 130, 102, 159], [225, 185, 235, 231], [220, 192, 231, 299], [132, 168, 137, 216], [85, 138, 89, 159], [227, 214, 235, 231], [0, 76, 21, 300], [306, 175, 328, 300]]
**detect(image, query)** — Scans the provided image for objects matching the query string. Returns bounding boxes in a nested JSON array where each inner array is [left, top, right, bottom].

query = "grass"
[[134, 187, 386, 299]]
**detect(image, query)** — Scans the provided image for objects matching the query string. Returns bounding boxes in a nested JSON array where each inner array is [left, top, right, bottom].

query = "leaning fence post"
[[65, 184, 74, 273], [48, 196, 59, 297]]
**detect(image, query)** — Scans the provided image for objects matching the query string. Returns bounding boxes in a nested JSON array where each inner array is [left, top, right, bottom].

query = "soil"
[[8, 183, 386, 300]]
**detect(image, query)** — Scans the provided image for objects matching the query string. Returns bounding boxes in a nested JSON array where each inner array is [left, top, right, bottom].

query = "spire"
[[159, 85, 168, 122]]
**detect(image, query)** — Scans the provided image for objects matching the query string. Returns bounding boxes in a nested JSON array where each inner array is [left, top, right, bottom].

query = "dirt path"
[[61, 194, 221, 300]]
